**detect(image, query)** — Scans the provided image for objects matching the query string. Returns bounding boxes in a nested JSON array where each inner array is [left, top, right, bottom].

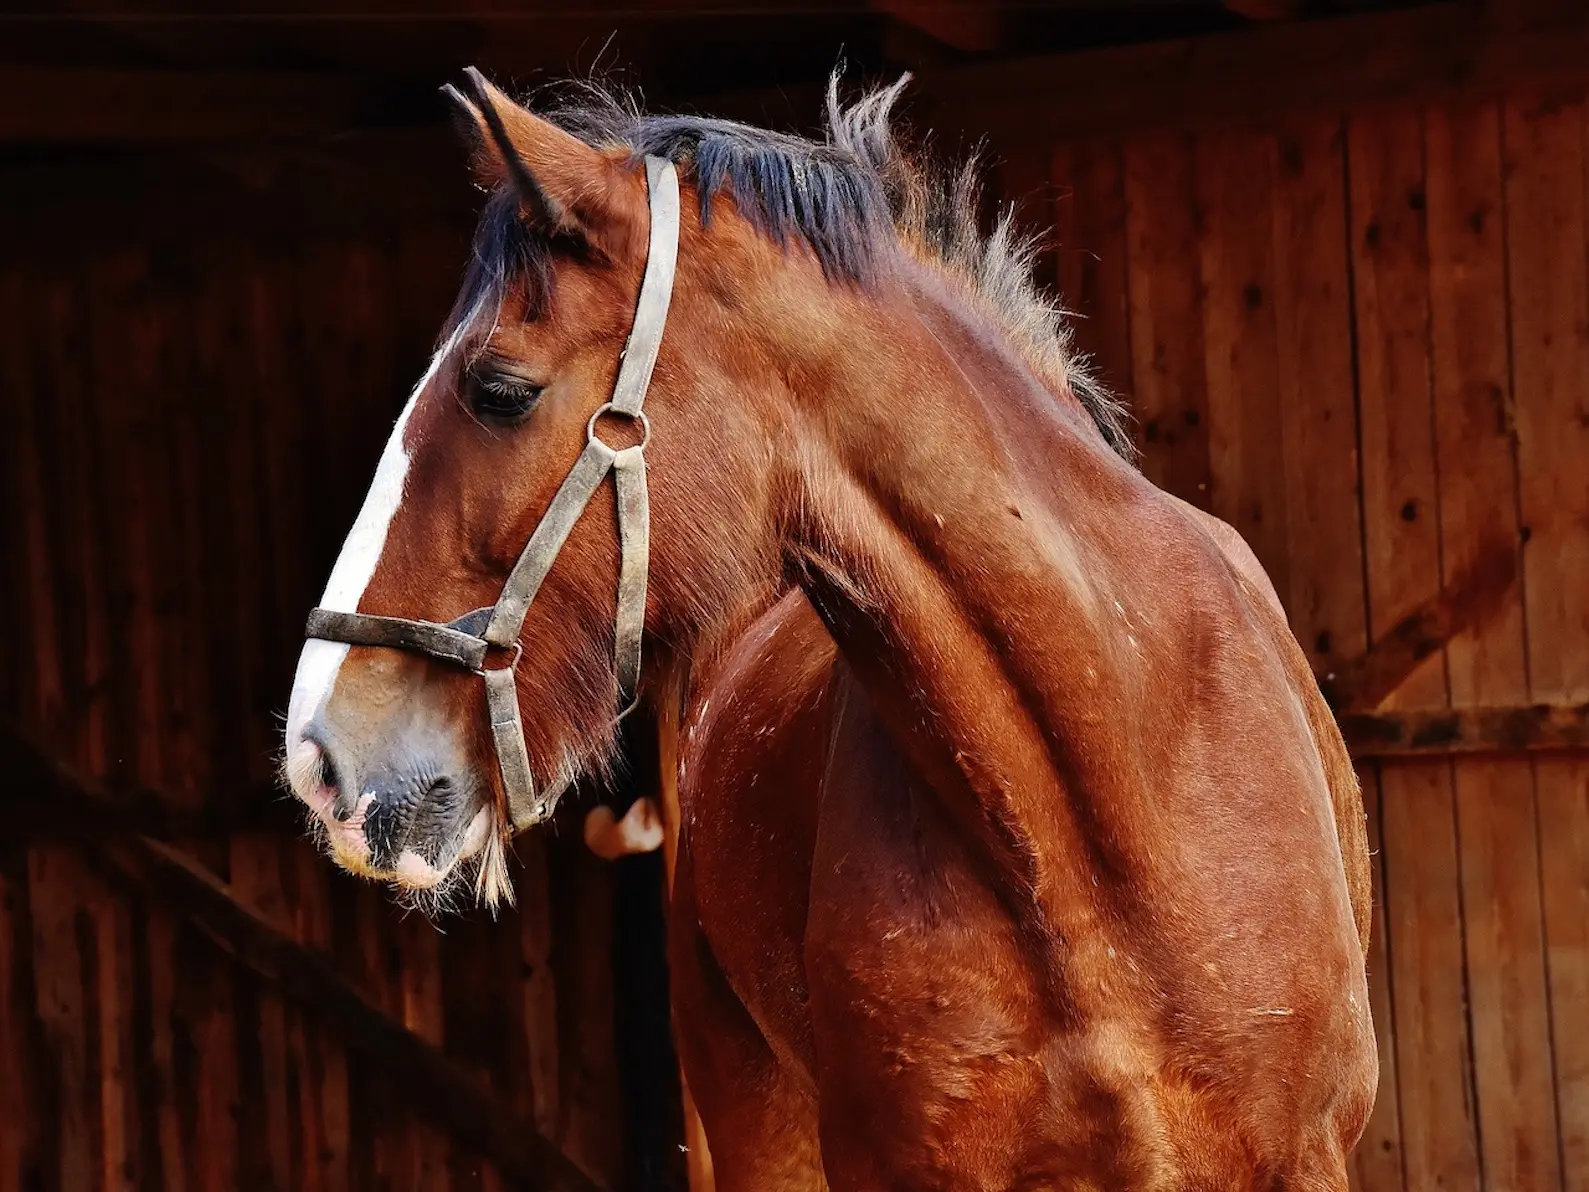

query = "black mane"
[[449, 78, 1135, 461]]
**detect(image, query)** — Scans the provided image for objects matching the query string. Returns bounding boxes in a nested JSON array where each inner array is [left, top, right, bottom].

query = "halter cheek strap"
[[305, 155, 680, 831]]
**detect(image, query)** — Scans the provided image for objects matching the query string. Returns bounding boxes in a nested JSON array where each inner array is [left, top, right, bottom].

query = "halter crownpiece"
[[305, 155, 681, 831]]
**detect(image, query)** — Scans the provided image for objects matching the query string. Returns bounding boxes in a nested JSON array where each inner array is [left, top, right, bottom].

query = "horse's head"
[[280, 69, 1121, 909], [282, 73, 799, 905]]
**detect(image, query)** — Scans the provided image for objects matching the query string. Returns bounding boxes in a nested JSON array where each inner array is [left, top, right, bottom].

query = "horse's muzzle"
[[290, 718, 481, 884]]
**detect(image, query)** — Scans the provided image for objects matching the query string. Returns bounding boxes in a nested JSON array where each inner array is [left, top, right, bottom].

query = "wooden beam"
[[1320, 540, 1517, 712], [15, 2, 1589, 150], [1342, 703, 1589, 758], [913, 2, 1589, 146], [701, 2, 1589, 149], [0, 126, 476, 264], [4, 722, 603, 1192], [1484, 0, 1584, 29], [0, 69, 364, 144], [872, 0, 1001, 54], [2, 777, 295, 843], [1222, 0, 1302, 19]]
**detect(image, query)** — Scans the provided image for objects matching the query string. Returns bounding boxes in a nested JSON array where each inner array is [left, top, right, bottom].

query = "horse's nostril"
[[319, 750, 340, 795]]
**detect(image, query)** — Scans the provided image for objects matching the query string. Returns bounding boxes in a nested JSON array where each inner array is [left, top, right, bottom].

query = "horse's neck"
[[783, 284, 1161, 948], [792, 416, 1134, 795]]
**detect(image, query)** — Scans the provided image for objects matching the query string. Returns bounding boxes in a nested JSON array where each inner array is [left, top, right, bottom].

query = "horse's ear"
[[441, 69, 629, 244]]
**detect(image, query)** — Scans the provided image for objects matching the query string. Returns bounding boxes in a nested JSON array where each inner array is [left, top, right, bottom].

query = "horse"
[[281, 69, 1376, 1188]]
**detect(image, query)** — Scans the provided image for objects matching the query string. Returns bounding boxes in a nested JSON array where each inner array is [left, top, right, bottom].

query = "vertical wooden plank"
[[1051, 140, 1134, 397], [1426, 98, 1529, 703], [1195, 126, 1291, 596], [189, 240, 269, 791], [140, 910, 183, 1192], [0, 271, 20, 728], [173, 924, 240, 1192], [1270, 117, 1369, 678], [251, 232, 351, 1192], [64, 252, 173, 1192], [1506, 86, 1589, 1192], [400, 914, 452, 1192], [229, 840, 296, 1192], [0, 265, 58, 1192], [446, 910, 519, 1192], [28, 849, 101, 1192], [26, 263, 118, 1192], [490, 894, 542, 1192], [87, 251, 174, 793], [1377, 764, 1477, 1192], [344, 882, 409, 1192], [90, 894, 138, 1192], [15, 282, 68, 747], [548, 837, 626, 1190], [441, 911, 495, 1192], [56, 247, 142, 1192], [1349, 107, 1444, 705], [0, 860, 22, 1192], [1349, 103, 1481, 1192], [0, 858, 34, 1192], [1539, 767, 1589, 1192], [0, 267, 47, 1192], [518, 835, 562, 1147], [115, 248, 240, 1192], [286, 846, 351, 1192], [222, 242, 298, 1192], [1349, 768, 1407, 1192], [1122, 131, 1212, 505], [76, 249, 177, 1192], [1427, 96, 1562, 1192]]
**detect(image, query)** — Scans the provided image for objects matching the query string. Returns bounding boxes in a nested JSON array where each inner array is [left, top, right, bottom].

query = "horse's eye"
[[467, 371, 544, 421]]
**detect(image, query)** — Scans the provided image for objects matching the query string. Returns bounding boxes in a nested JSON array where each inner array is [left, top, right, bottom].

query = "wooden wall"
[[0, 196, 655, 1190], [988, 54, 1589, 1192], [4, 7, 1587, 1191]]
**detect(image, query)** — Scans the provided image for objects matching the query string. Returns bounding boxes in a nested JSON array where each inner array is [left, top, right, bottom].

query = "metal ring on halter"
[[471, 639, 523, 677], [586, 401, 651, 451]]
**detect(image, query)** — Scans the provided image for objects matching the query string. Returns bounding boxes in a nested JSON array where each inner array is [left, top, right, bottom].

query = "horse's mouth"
[[314, 796, 493, 895]]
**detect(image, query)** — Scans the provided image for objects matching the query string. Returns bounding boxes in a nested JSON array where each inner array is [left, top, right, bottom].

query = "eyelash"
[[468, 371, 544, 420]]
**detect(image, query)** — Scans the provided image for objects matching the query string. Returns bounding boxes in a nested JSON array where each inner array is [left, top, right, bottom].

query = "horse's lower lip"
[[395, 850, 446, 888], [327, 825, 372, 872]]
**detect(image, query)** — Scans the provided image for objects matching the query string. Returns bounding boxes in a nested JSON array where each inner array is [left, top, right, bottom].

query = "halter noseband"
[[304, 156, 680, 831]]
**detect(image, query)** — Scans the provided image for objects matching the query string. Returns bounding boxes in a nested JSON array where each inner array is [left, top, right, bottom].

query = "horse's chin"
[[315, 801, 514, 913], [314, 750, 586, 914], [385, 805, 497, 893]]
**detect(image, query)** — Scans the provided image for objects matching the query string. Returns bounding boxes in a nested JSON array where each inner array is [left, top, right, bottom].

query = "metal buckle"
[[471, 639, 523, 677], [586, 401, 651, 452]]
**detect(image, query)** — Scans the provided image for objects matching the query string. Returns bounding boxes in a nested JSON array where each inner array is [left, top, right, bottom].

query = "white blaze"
[[284, 314, 475, 761]]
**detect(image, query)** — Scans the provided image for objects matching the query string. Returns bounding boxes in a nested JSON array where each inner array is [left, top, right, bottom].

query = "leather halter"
[[305, 156, 680, 831]]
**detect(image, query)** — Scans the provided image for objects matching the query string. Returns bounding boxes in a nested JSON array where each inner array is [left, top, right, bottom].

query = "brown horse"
[[282, 72, 1375, 1187]]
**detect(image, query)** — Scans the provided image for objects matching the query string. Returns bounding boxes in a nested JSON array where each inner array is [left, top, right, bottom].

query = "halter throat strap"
[[305, 155, 680, 831]]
